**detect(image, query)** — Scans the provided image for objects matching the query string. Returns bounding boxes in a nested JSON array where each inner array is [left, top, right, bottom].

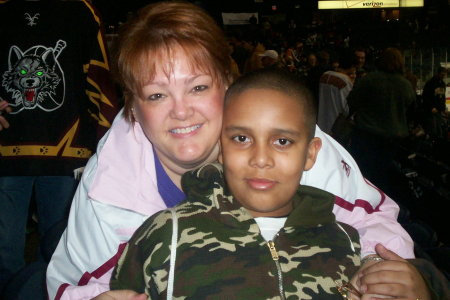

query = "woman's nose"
[[170, 97, 194, 120]]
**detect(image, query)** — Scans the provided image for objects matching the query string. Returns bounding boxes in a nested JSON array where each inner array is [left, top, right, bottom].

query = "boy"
[[110, 69, 361, 299]]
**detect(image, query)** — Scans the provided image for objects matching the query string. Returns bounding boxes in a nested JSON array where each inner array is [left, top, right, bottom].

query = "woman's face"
[[133, 48, 225, 174]]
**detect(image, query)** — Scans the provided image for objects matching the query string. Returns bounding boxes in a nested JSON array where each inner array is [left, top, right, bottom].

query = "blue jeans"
[[0, 176, 77, 291]]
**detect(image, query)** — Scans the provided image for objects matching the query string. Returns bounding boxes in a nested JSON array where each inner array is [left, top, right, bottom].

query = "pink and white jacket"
[[46, 110, 414, 300]]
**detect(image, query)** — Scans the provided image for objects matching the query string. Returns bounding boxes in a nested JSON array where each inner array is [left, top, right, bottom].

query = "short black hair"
[[225, 68, 316, 139]]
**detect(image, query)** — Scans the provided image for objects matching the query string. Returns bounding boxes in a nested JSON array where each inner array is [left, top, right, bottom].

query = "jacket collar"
[[89, 110, 166, 216], [182, 163, 336, 228]]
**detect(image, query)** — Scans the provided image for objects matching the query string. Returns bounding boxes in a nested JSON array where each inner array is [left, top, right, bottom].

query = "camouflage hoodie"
[[111, 163, 361, 299]]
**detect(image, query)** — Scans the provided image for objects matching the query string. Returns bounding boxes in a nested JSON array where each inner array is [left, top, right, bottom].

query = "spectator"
[[353, 47, 374, 83], [243, 41, 265, 73], [347, 47, 416, 197], [0, 0, 118, 294], [307, 49, 333, 102], [317, 50, 356, 136], [422, 67, 448, 139], [258, 50, 284, 70], [298, 51, 318, 81]]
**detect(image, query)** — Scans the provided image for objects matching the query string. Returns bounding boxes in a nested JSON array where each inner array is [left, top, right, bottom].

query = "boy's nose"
[[250, 144, 274, 168]]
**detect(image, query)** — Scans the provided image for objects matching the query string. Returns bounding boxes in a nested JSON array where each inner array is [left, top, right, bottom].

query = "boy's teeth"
[[171, 124, 200, 134]]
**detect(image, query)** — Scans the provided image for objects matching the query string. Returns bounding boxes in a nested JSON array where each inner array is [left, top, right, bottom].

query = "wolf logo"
[[2, 40, 66, 114]]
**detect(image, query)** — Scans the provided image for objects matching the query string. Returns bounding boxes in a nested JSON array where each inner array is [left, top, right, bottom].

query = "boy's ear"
[[218, 140, 223, 164], [304, 137, 322, 171]]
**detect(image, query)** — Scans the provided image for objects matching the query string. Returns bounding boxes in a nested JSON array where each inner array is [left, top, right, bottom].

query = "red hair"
[[113, 1, 232, 121]]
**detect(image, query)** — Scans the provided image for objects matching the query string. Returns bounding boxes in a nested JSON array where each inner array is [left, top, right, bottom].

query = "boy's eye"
[[274, 138, 292, 146], [192, 85, 208, 93], [147, 93, 165, 101], [232, 135, 250, 143]]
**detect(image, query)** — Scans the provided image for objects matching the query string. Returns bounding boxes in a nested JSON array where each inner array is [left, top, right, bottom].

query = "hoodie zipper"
[[267, 240, 286, 300]]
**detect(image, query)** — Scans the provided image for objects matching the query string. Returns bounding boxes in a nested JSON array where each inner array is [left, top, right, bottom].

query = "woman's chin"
[[173, 153, 212, 169], [175, 145, 219, 167]]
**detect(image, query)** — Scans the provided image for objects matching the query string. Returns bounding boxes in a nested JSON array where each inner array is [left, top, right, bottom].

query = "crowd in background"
[[1, 1, 449, 298], [225, 14, 449, 140]]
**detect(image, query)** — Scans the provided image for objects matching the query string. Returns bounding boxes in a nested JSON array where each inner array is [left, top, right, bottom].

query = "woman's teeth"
[[170, 124, 201, 134]]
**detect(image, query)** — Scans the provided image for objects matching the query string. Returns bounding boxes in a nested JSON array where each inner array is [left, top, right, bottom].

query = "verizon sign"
[[318, 0, 424, 9]]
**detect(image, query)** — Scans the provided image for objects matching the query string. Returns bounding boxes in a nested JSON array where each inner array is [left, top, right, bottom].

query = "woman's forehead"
[[140, 46, 214, 84]]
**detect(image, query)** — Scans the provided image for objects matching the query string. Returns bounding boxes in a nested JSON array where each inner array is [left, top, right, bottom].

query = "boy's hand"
[[0, 99, 12, 131], [92, 290, 147, 300], [358, 243, 431, 300]]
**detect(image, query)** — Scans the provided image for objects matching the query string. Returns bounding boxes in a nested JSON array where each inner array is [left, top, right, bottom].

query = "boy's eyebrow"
[[223, 125, 249, 132], [223, 125, 302, 137]]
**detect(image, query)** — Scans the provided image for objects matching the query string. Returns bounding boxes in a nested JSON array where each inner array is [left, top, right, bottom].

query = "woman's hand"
[[91, 290, 147, 300], [357, 243, 431, 300]]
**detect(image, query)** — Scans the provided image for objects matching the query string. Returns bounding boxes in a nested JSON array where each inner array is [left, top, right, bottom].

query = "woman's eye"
[[232, 135, 250, 143], [192, 85, 208, 93], [147, 93, 165, 101], [274, 138, 292, 147]]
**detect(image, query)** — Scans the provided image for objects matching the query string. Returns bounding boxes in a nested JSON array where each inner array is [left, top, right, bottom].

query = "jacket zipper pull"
[[267, 240, 279, 260], [267, 240, 286, 300]]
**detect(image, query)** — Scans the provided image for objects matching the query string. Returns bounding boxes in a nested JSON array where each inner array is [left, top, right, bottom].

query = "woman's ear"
[[304, 137, 322, 171], [131, 106, 137, 123]]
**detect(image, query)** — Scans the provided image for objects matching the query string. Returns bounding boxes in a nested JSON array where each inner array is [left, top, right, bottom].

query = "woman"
[[46, 2, 414, 299]]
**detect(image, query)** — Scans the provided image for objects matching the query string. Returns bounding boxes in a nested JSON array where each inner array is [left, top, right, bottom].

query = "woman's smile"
[[169, 124, 202, 135]]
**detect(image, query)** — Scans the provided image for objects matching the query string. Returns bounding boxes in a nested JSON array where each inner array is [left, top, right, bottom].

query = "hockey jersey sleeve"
[[79, 0, 119, 141], [301, 126, 415, 258]]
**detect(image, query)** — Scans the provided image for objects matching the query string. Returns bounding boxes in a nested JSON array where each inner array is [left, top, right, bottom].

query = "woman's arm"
[[46, 153, 147, 299], [302, 126, 414, 258], [356, 244, 434, 300]]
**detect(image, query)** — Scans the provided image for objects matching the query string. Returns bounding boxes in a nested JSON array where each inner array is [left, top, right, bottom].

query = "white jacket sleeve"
[[46, 152, 148, 299], [301, 126, 415, 258], [46, 111, 167, 299]]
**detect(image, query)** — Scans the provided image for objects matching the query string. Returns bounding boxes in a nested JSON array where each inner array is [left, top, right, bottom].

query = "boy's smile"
[[246, 178, 277, 190], [220, 88, 321, 217]]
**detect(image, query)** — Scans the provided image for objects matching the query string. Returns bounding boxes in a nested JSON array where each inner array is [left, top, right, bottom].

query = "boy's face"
[[219, 88, 321, 218]]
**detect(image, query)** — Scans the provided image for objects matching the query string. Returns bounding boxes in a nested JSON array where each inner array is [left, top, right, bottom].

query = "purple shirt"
[[153, 148, 186, 208]]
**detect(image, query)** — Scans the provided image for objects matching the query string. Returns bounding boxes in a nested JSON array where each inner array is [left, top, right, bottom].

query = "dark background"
[[92, 0, 450, 49], [91, 0, 449, 29]]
